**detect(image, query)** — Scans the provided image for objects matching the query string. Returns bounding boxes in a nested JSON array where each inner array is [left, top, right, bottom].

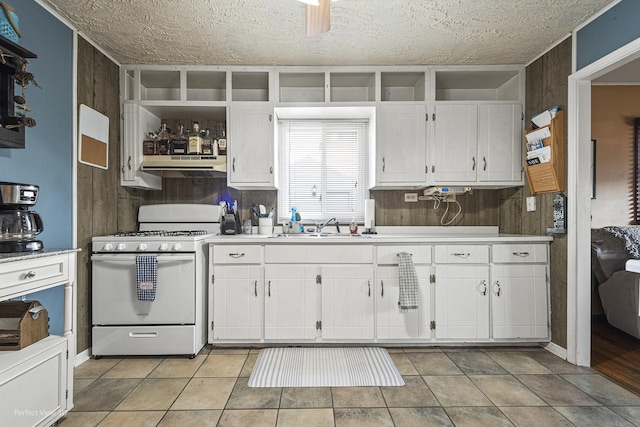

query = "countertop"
[[0, 248, 81, 264], [205, 226, 553, 244]]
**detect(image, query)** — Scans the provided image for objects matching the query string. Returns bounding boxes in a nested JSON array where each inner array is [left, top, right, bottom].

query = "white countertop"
[[205, 226, 553, 244]]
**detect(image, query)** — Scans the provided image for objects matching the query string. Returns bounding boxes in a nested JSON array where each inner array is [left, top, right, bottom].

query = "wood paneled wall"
[[500, 37, 572, 348]]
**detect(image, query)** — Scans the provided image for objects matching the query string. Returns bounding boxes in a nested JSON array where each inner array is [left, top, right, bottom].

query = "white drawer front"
[[213, 245, 262, 264], [376, 245, 432, 265], [434, 245, 489, 264], [0, 254, 69, 297], [492, 244, 548, 263], [265, 245, 373, 264], [92, 325, 197, 356]]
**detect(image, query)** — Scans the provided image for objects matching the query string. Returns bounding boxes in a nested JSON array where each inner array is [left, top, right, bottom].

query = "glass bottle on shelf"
[[156, 122, 171, 155], [201, 128, 214, 156], [188, 121, 203, 155], [170, 124, 188, 155], [217, 128, 227, 156], [143, 132, 158, 155]]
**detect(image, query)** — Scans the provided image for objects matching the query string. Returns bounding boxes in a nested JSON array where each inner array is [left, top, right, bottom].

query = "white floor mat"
[[248, 347, 405, 387]]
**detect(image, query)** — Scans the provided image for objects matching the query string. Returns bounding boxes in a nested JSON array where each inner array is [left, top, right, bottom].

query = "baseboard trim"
[[75, 347, 92, 367], [544, 341, 568, 360]]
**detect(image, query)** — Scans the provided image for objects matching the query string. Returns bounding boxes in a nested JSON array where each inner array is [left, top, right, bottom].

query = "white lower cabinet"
[[321, 265, 375, 340], [375, 245, 432, 341], [264, 264, 320, 340]]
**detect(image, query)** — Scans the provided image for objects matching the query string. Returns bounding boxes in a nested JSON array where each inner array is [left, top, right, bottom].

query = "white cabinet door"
[[376, 104, 427, 186], [121, 103, 162, 190], [433, 104, 478, 182], [477, 103, 522, 182], [434, 264, 489, 340], [264, 265, 320, 340], [491, 264, 548, 340], [228, 104, 274, 188], [376, 266, 431, 340], [212, 265, 263, 340], [321, 265, 375, 340]]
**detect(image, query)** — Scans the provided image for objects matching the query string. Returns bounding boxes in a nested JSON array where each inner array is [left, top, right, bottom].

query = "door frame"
[[567, 36, 640, 366]]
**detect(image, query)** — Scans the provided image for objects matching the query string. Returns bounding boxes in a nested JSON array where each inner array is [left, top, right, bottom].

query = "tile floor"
[[59, 346, 640, 427]]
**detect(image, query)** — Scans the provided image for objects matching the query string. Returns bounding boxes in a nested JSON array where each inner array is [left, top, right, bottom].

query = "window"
[[278, 120, 368, 223]]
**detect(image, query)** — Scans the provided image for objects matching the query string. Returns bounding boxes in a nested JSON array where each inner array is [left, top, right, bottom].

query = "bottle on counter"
[[188, 121, 204, 155], [170, 124, 188, 155]]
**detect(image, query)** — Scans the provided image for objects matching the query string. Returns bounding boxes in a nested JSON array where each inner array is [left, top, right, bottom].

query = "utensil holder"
[[258, 217, 273, 235]]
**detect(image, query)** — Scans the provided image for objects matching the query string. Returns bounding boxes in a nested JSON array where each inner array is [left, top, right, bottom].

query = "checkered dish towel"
[[136, 255, 158, 301], [397, 252, 419, 311]]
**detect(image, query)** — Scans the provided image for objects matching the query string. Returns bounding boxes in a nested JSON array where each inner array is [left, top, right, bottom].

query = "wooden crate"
[[0, 300, 48, 351], [525, 110, 566, 194]]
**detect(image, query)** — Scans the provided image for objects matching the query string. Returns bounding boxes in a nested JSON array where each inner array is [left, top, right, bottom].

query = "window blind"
[[278, 120, 368, 223]]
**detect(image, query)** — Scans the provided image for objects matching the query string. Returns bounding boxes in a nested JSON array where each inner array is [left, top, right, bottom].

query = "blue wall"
[[576, 0, 640, 70], [0, 1, 73, 335]]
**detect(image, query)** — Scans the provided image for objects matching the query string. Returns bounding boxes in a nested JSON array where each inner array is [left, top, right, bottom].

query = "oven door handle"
[[91, 254, 195, 262]]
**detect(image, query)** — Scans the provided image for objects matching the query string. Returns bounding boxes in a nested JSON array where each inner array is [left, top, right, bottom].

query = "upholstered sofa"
[[592, 227, 640, 339]]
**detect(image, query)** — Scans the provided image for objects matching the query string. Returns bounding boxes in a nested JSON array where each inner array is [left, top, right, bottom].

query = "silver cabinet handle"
[[268, 280, 271, 297], [232, 157, 236, 172], [368, 280, 371, 297], [453, 252, 470, 258], [269, 114, 273, 122], [254, 280, 257, 297], [382, 157, 385, 172], [229, 253, 245, 258], [483, 156, 487, 171], [127, 155, 132, 170], [472, 156, 476, 171], [24, 271, 36, 279], [478, 280, 487, 296], [270, 166, 273, 174], [381, 280, 384, 297], [512, 252, 530, 257], [494, 280, 501, 297]]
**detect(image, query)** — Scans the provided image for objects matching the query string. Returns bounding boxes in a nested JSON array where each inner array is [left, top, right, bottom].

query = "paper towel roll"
[[364, 199, 375, 229]]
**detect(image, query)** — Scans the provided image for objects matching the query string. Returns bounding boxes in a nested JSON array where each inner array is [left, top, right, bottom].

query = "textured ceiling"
[[41, 0, 614, 66]]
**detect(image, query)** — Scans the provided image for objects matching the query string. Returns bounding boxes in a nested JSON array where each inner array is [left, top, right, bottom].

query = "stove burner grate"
[[114, 230, 208, 237]]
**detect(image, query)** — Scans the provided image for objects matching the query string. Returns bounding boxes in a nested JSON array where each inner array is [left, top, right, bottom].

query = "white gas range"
[[91, 204, 221, 358]]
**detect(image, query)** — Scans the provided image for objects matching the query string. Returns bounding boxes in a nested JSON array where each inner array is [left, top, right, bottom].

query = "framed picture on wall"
[[591, 139, 596, 199]]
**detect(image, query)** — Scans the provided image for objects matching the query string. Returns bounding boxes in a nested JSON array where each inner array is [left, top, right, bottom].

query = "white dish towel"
[[397, 251, 419, 311]]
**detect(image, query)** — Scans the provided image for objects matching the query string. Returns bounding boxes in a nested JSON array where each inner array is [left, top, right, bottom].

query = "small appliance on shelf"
[[0, 181, 43, 252]]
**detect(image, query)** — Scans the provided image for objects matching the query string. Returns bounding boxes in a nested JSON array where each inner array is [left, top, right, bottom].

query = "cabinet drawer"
[[213, 245, 262, 264], [376, 245, 432, 265], [265, 245, 373, 264], [0, 254, 69, 298], [492, 244, 548, 263], [434, 245, 489, 264]]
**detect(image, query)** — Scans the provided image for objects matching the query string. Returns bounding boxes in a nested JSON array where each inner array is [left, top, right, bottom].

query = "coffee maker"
[[0, 182, 44, 252]]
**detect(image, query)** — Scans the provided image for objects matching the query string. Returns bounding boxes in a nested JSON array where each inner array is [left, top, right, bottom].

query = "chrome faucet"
[[316, 218, 340, 234]]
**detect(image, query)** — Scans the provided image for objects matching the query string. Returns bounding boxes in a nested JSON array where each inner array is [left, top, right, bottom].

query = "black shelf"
[[0, 35, 36, 149]]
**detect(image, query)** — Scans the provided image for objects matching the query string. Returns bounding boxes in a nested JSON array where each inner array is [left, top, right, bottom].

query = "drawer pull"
[[478, 280, 487, 296], [381, 280, 384, 297], [368, 280, 371, 297], [229, 253, 245, 258], [268, 280, 271, 297], [512, 252, 530, 257], [453, 252, 470, 258], [128, 332, 158, 338], [254, 280, 258, 297], [24, 271, 36, 279]]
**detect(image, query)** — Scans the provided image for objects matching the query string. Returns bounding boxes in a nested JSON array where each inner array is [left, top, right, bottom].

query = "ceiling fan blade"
[[306, 0, 330, 36]]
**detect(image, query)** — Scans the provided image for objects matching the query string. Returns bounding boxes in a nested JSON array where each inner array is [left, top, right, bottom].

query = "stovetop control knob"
[[159, 243, 169, 251], [138, 243, 148, 251], [103, 243, 114, 251], [116, 243, 127, 251], [172, 243, 182, 251]]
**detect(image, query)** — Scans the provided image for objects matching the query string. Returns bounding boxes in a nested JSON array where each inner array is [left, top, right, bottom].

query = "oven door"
[[91, 253, 196, 325]]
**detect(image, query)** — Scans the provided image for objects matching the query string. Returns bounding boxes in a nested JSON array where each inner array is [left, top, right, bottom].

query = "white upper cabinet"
[[228, 104, 275, 189], [432, 67, 524, 186]]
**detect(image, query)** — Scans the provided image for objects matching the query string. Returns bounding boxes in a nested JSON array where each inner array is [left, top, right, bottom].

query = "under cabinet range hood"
[[142, 155, 227, 177]]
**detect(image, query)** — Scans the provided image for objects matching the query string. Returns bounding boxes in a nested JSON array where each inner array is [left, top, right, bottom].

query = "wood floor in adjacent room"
[[592, 315, 640, 396]]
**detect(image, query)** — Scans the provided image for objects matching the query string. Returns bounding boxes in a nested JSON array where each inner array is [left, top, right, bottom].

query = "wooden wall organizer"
[[525, 110, 566, 194]]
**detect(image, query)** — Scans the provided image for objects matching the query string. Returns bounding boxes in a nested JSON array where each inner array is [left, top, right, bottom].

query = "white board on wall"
[[78, 104, 109, 169]]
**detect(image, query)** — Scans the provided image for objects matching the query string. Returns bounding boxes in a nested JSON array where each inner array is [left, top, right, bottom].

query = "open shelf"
[[232, 71, 269, 102], [279, 72, 325, 103], [187, 71, 227, 101], [381, 72, 426, 102], [435, 69, 521, 101], [140, 70, 181, 101], [330, 72, 375, 102]]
